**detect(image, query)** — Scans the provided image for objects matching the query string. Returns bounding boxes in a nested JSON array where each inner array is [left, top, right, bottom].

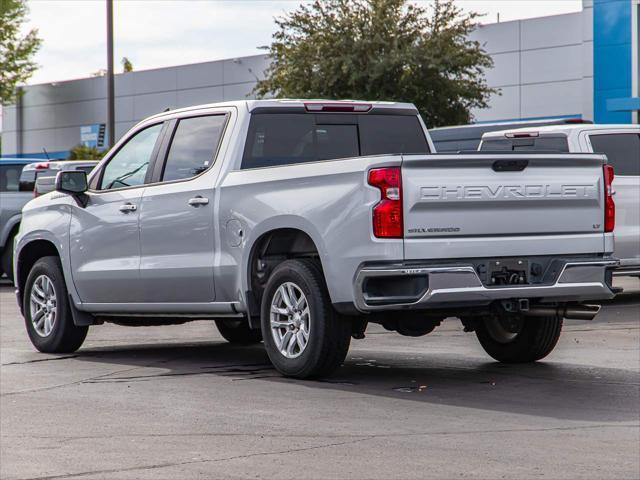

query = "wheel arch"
[[243, 221, 328, 322], [16, 239, 62, 312]]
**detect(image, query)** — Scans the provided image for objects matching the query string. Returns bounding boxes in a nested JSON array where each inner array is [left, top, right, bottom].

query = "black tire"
[[215, 319, 262, 344], [1, 231, 16, 283], [260, 259, 351, 379], [475, 314, 563, 363], [23, 256, 88, 353]]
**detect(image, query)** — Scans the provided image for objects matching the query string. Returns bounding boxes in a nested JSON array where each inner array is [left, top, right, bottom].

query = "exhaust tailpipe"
[[526, 304, 601, 321]]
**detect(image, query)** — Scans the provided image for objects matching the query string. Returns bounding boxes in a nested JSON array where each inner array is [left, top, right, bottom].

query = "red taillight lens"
[[368, 167, 403, 238], [603, 164, 615, 233]]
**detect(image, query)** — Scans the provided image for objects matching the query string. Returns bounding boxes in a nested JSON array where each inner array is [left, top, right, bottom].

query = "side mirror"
[[55, 170, 88, 195]]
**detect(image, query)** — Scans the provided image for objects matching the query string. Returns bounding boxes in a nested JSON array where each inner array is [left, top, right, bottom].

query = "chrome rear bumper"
[[353, 259, 619, 312]]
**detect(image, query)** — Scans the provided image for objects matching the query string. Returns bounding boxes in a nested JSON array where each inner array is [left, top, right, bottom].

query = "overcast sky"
[[22, 0, 583, 85]]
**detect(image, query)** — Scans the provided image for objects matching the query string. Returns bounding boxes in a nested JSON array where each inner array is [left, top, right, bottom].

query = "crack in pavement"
[[12, 424, 640, 480], [0, 354, 190, 397], [1, 355, 79, 366], [17, 436, 374, 480], [80, 365, 276, 384], [5, 423, 639, 444]]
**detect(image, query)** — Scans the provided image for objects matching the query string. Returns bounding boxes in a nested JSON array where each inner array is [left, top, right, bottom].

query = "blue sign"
[[80, 124, 106, 148]]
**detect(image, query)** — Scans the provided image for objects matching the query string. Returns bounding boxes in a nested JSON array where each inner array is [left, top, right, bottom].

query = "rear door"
[[582, 130, 640, 267], [402, 153, 607, 260], [138, 113, 229, 303]]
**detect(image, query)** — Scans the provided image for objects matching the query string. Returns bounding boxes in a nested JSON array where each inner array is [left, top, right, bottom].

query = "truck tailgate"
[[402, 153, 607, 260]]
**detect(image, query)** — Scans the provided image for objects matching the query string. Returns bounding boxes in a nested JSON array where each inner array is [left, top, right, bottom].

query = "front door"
[[70, 123, 165, 304], [139, 114, 228, 303]]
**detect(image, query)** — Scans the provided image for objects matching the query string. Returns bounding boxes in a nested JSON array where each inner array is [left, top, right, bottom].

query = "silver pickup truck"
[[14, 100, 618, 378]]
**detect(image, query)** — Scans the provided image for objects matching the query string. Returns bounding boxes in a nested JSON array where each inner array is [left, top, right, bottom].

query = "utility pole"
[[106, 0, 115, 148]]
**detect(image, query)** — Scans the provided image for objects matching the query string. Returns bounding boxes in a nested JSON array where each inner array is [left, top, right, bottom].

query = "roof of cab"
[[144, 99, 418, 122], [482, 123, 640, 140]]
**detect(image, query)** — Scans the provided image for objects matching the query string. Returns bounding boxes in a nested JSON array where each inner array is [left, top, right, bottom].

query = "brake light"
[[603, 164, 615, 233], [368, 167, 403, 238], [34, 162, 50, 170], [304, 102, 372, 113], [505, 132, 539, 138]]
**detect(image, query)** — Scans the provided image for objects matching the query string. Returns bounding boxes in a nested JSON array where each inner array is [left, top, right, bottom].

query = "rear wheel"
[[260, 259, 351, 379], [475, 314, 563, 363], [215, 319, 262, 344], [23, 256, 88, 353]]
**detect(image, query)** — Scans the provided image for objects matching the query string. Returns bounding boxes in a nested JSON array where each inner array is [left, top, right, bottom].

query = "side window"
[[0, 165, 23, 192], [99, 123, 163, 190], [589, 133, 640, 176], [162, 115, 227, 182]]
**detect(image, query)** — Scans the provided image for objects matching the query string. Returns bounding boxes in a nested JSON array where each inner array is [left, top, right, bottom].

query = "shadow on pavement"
[[66, 338, 639, 423]]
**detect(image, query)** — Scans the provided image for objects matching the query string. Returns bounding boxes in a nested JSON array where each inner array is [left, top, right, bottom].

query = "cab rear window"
[[241, 113, 429, 169], [480, 136, 569, 152]]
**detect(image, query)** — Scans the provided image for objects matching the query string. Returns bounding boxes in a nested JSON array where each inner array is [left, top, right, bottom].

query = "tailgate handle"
[[492, 159, 528, 172]]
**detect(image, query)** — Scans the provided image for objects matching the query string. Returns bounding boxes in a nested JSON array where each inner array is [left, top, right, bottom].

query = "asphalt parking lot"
[[1, 278, 639, 480]]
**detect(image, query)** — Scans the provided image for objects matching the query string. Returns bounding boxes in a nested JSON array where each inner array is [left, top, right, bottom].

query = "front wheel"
[[475, 314, 563, 363], [260, 259, 351, 379], [23, 256, 88, 353]]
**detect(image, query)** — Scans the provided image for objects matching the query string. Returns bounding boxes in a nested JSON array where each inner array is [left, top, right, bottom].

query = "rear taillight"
[[368, 167, 403, 238], [603, 164, 615, 233]]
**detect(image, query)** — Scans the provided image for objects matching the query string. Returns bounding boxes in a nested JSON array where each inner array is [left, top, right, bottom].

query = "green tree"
[[0, 0, 42, 104], [68, 144, 106, 161], [255, 0, 496, 127]]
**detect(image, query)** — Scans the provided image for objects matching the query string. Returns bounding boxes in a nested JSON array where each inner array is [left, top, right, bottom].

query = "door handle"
[[119, 203, 137, 213], [188, 196, 209, 207]]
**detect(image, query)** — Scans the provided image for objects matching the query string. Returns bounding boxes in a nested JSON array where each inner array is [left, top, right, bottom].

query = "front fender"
[[15, 198, 77, 307]]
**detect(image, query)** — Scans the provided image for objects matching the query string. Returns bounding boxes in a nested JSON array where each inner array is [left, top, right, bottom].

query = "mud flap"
[[68, 294, 98, 326]]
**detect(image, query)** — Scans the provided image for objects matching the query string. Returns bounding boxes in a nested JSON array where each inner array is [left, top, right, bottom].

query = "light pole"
[[106, 0, 115, 148]]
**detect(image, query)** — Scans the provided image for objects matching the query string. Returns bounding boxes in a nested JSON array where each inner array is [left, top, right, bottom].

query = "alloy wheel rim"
[[30, 275, 57, 338], [269, 282, 310, 359]]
